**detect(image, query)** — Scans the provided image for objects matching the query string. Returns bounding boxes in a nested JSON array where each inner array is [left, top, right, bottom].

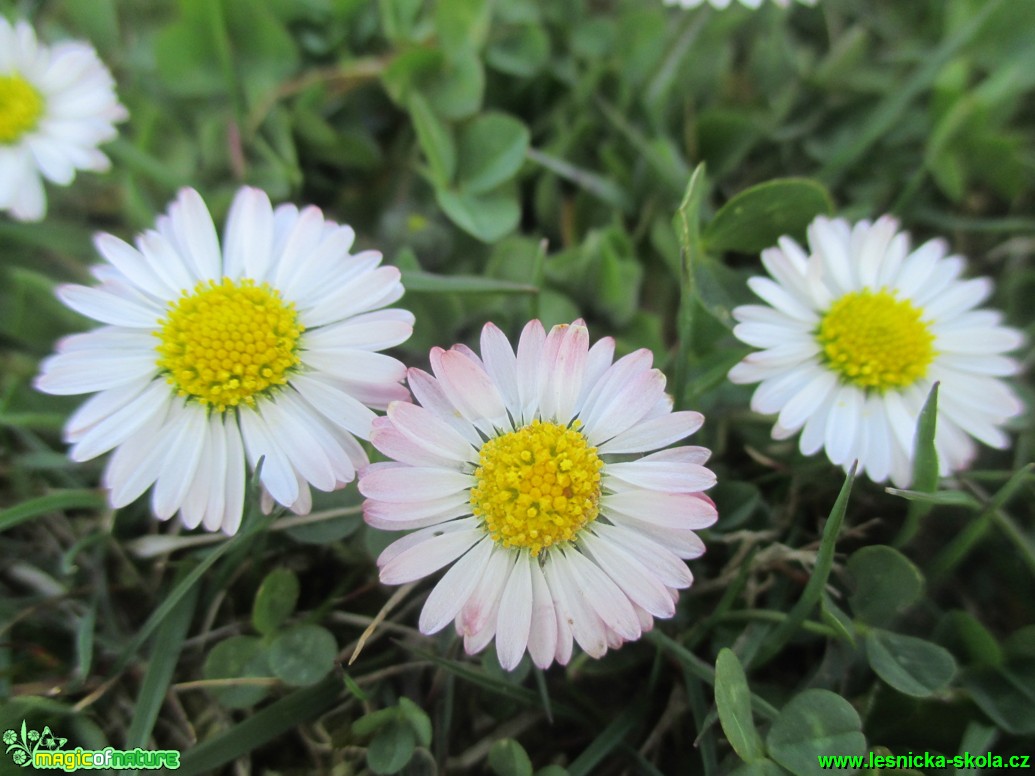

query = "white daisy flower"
[[0, 17, 127, 221], [663, 0, 816, 10], [35, 186, 414, 534], [728, 214, 1025, 488], [358, 320, 717, 670]]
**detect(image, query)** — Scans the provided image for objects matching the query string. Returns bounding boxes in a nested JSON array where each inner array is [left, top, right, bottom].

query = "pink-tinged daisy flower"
[[0, 18, 127, 221], [663, 0, 816, 10], [359, 320, 717, 670], [36, 186, 413, 534], [728, 215, 1024, 487]]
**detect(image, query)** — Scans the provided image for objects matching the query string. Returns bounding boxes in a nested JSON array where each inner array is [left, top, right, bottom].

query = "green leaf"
[[486, 23, 550, 77], [268, 624, 338, 687], [436, 184, 521, 243], [765, 689, 866, 776], [353, 708, 400, 739], [703, 178, 834, 255], [423, 49, 485, 120], [847, 545, 924, 627], [715, 649, 765, 764], [962, 660, 1035, 736], [251, 568, 300, 636], [202, 636, 273, 709], [865, 629, 957, 697], [398, 697, 433, 748], [456, 113, 530, 195], [436, 0, 490, 55], [367, 720, 416, 775], [408, 92, 456, 187], [936, 611, 1002, 669], [488, 739, 534, 776]]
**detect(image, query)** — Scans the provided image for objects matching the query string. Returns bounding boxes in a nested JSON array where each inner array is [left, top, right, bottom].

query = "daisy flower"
[[728, 215, 1024, 487], [35, 186, 413, 534], [663, 0, 816, 10], [358, 320, 717, 670], [0, 17, 127, 221]]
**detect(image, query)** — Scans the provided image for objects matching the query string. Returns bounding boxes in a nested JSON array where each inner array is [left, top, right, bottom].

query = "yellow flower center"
[[470, 420, 603, 556], [155, 278, 304, 412], [0, 74, 44, 144], [817, 289, 935, 391]]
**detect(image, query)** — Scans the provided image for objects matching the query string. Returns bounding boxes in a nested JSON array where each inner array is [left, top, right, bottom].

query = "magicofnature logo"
[[3, 720, 180, 771]]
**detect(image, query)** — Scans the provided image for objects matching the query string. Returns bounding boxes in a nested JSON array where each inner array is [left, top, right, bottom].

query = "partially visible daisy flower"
[[36, 186, 413, 534], [663, 0, 816, 9], [728, 215, 1024, 487], [0, 18, 127, 221], [359, 320, 717, 670]]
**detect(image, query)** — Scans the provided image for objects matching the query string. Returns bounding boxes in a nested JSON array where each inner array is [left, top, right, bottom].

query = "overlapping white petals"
[[36, 186, 413, 533], [0, 18, 127, 221], [729, 214, 1024, 487], [360, 320, 716, 670]]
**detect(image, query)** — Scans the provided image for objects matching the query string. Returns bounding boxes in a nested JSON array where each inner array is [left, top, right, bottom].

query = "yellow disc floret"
[[0, 74, 45, 144], [470, 420, 603, 556], [155, 277, 304, 412], [817, 289, 935, 391]]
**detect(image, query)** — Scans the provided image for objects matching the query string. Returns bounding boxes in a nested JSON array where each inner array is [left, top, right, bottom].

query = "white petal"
[[602, 490, 718, 530], [526, 559, 558, 669], [363, 492, 471, 530], [495, 551, 535, 669], [57, 284, 162, 328], [238, 407, 300, 507], [419, 538, 494, 634], [430, 347, 509, 430], [597, 411, 704, 454], [538, 322, 590, 424], [387, 401, 478, 463], [359, 465, 472, 503], [480, 322, 520, 416], [605, 460, 716, 493], [223, 187, 274, 280], [151, 405, 207, 519], [378, 522, 484, 584]]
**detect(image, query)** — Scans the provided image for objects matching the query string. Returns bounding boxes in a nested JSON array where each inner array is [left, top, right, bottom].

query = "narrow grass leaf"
[[753, 465, 856, 666], [126, 578, 199, 749], [566, 702, 643, 776], [177, 672, 343, 776], [0, 490, 106, 534]]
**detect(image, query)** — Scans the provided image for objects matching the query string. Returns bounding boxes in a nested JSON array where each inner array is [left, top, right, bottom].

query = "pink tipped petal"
[[378, 523, 484, 585], [419, 538, 494, 635]]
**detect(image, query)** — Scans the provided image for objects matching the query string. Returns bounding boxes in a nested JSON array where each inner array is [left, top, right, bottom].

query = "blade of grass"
[[126, 574, 200, 750], [567, 701, 644, 776], [894, 382, 940, 547], [401, 269, 538, 295], [647, 631, 778, 720], [751, 464, 857, 667], [672, 163, 708, 410], [177, 671, 343, 776], [818, 0, 1003, 184], [0, 490, 106, 533]]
